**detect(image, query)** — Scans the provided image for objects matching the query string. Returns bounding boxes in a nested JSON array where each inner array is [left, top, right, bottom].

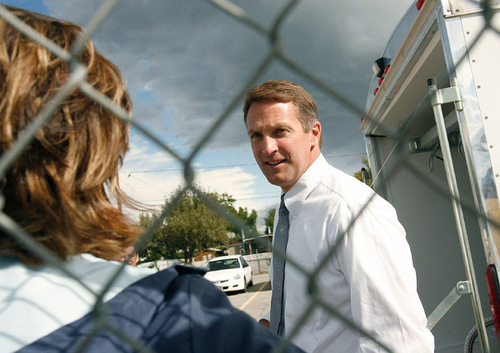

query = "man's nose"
[[262, 136, 278, 154]]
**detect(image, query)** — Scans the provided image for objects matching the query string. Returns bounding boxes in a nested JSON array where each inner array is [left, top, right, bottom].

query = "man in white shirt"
[[243, 80, 434, 352]]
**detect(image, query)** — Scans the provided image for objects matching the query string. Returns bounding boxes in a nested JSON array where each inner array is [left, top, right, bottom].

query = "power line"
[[121, 162, 258, 174], [124, 173, 278, 200], [124, 174, 169, 195], [324, 152, 367, 159], [121, 152, 366, 174], [137, 194, 279, 204]]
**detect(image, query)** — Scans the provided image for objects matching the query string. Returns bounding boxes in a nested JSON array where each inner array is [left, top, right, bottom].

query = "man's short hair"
[[243, 80, 319, 131]]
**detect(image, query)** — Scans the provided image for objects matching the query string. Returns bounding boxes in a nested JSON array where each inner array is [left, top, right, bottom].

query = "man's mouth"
[[265, 159, 285, 166]]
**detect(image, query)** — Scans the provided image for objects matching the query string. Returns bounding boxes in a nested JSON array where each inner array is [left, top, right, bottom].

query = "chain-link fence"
[[1, 0, 500, 352]]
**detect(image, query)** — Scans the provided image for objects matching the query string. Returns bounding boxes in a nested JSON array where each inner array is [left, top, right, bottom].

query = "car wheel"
[[242, 277, 247, 293], [249, 278, 253, 287]]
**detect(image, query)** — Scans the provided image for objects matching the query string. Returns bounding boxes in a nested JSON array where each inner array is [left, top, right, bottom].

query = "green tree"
[[139, 187, 241, 263], [264, 208, 276, 234], [353, 156, 372, 186], [227, 207, 258, 240], [138, 212, 178, 261]]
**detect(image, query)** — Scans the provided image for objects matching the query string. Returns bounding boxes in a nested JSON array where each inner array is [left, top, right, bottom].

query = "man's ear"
[[310, 122, 321, 147]]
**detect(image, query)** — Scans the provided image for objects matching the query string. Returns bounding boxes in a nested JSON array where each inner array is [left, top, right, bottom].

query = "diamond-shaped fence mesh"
[[1, 0, 500, 352]]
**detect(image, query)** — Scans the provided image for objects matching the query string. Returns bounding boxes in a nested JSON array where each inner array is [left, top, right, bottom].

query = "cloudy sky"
[[2, 0, 415, 230]]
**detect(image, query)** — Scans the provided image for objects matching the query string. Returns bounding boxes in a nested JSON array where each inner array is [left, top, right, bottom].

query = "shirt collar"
[[283, 153, 329, 217]]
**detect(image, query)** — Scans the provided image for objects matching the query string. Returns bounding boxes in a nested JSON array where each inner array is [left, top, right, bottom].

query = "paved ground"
[[226, 273, 271, 321]]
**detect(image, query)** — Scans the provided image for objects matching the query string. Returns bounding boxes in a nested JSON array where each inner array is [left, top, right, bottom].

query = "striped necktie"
[[270, 194, 289, 336]]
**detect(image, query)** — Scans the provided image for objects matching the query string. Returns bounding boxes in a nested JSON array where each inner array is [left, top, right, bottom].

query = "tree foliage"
[[138, 213, 177, 262], [264, 208, 276, 234], [227, 206, 258, 240], [138, 187, 258, 263]]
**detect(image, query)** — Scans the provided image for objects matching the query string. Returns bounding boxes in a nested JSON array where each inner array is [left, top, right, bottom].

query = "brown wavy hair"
[[0, 5, 143, 265]]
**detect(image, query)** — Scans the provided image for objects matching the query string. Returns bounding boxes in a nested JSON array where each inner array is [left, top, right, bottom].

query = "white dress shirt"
[[267, 154, 434, 352], [0, 253, 155, 352]]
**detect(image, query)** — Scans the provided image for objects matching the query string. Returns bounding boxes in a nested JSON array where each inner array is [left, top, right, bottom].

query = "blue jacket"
[[17, 265, 304, 353]]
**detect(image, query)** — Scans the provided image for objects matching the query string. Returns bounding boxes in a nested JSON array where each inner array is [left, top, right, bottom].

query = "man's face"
[[246, 101, 320, 192]]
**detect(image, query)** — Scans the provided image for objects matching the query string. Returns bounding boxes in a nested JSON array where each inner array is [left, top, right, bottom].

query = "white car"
[[204, 255, 253, 293]]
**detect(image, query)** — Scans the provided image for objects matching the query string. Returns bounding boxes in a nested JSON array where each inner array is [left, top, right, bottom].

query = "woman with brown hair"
[[0, 6, 303, 353], [0, 5, 157, 350]]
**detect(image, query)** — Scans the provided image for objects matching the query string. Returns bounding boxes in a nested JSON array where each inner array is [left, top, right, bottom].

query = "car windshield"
[[207, 259, 240, 271]]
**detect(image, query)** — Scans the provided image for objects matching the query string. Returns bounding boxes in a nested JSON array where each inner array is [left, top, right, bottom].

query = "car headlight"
[[233, 274, 241, 280]]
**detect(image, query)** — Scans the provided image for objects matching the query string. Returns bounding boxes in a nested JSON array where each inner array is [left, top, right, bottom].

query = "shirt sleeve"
[[337, 198, 434, 352], [262, 311, 271, 322]]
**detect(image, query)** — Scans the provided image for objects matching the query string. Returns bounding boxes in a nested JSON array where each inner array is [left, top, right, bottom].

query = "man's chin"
[[266, 176, 290, 190]]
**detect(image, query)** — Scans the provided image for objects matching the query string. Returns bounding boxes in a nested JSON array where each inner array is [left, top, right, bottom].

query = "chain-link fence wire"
[[1, 0, 500, 352]]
